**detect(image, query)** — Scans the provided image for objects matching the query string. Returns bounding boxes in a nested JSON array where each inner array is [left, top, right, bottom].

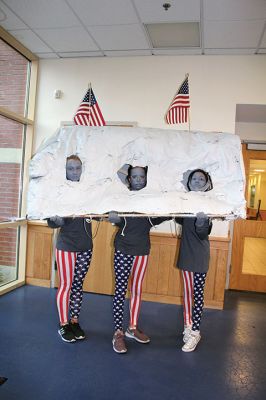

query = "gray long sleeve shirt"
[[176, 217, 212, 273]]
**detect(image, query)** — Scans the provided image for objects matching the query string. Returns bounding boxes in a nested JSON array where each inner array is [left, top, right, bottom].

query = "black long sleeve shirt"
[[114, 217, 170, 256], [47, 217, 93, 252]]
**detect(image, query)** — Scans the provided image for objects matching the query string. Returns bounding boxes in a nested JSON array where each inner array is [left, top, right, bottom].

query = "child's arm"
[[195, 212, 212, 239], [108, 211, 122, 226], [47, 216, 65, 228]]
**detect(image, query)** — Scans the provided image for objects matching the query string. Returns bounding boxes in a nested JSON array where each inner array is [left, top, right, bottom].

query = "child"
[[176, 169, 213, 352], [47, 155, 93, 343], [109, 165, 169, 354]]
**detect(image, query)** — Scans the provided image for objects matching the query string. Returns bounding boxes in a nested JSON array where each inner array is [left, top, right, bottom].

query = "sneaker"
[[58, 324, 76, 343], [112, 331, 127, 354], [182, 330, 201, 352], [183, 325, 192, 343], [125, 327, 150, 344], [70, 321, 85, 340]]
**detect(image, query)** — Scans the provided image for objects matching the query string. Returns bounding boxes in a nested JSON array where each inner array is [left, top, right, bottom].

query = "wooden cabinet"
[[26, 222, 54, 287], [26, 221, 229, 309]]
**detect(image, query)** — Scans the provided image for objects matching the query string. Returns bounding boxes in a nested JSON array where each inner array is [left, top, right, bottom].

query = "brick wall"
[[0, 162, 21, 220], [0, 38, 28, 267], [0, 113, 23, 148], [0, 38, 28, 114], [0, 228, 17, 267]]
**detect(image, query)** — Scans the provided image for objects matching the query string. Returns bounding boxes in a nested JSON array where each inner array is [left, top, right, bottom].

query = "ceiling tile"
[[0, 0, 27, 29], [204, 48, 256, 55], [88, 24, 150, 50], [104, 49, 152, 56], [58, 51, 104, 58], [152, 48, 202, 55], [2, 0, 80, 28], [1, 0, 265, 58], [146, 22, 200, 47], [35, 27, 99, 52], [8, 29, 52, 52], [204, 0, 266, 20], [68, 0, 138, 25], [204, 20, 265, 48], [134, 0, 200, 23], [36, 52, 59, 59], [260, 29, 266, 47]]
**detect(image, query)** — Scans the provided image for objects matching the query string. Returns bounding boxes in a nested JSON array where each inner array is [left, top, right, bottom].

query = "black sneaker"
[[69, 322, 85, 340], [58, 324, 76, 343], [0, 377, 8, 386]]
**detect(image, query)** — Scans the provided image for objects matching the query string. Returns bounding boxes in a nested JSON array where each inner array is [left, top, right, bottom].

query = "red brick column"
[[0, 38, 28, 269]]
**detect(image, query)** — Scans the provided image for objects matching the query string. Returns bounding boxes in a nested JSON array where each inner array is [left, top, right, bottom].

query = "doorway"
[[229, 144, 266, 292]]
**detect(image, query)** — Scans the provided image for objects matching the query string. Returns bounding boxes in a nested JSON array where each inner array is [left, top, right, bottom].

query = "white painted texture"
[[27, 126, 245, 220], [32, 55, 266, 235]]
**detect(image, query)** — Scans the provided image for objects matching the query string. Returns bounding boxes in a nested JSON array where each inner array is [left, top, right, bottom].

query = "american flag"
[[74, 87, 106, 126], [165, 76, 190, 124]]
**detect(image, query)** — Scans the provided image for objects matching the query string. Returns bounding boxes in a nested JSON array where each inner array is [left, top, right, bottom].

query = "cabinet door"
[[26, 223, 53, 287]]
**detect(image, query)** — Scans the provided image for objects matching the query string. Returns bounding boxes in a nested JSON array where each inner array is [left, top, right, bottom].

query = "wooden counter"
[[26, 221, 230, 309]]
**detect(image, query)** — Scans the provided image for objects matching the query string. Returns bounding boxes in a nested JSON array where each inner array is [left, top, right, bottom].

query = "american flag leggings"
[[113, 250, 149, 331], [55, 249, 92, 325], [182, 270, 207, 331]]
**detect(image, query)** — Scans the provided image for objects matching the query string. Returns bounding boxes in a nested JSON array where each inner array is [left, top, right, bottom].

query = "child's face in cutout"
[[66, 159, 82, 182], [129, 167, 147, 191], [189, 171, 207, 191]]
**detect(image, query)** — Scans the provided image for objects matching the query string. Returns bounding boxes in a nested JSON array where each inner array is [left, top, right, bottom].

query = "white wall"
[[33, 54, 266, 236]]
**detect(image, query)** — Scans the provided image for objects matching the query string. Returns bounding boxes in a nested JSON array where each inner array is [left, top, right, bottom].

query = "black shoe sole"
[[58, 330, 76, 343]]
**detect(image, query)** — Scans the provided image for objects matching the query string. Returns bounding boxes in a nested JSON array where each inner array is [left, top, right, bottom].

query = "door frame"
[[229, 144, 266, 292]]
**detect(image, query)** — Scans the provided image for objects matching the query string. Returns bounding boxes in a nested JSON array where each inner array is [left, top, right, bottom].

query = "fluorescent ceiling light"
[[254, 169, 265, 172], [145, 22, 200, 48]]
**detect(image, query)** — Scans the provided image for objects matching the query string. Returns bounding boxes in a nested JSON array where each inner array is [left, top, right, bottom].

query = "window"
[[0, 30, 38, 293]]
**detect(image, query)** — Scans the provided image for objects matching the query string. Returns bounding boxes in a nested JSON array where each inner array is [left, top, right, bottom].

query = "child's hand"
[[195, 212, 208, 226], [108, 211, 121, 224], [49, 216, 65, 226]]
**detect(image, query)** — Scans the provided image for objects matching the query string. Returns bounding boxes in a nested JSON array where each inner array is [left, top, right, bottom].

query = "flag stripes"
[[165, 76, 190, 124], [74, 87, 105, 126]]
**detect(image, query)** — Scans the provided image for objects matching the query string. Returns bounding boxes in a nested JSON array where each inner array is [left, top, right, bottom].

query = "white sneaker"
[[182, 330, 201, 352], [183, 325, 192, 343]]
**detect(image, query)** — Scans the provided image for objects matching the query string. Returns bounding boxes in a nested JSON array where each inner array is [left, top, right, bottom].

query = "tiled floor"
[[0, 286, 265, 400]]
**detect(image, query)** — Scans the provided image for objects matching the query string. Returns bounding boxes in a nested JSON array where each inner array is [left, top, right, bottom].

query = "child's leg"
[[69, 249, 92, 320], [113, 250, 134, 331], [56, 249, 76, 325], [129, 255, 149, 328], [192, 272, 207, 332], [182, 270, 194, 327]]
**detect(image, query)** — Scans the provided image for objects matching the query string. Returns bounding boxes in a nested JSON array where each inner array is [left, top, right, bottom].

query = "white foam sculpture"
[[27, 126, 246, 220]]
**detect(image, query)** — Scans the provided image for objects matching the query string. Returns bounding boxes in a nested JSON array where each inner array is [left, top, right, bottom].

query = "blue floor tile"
[[0, 286, 265, 400]]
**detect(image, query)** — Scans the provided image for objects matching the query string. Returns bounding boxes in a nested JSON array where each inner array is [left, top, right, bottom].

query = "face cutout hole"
[[66, 155, 82, 182], [183, 169, 213, 192], [117, 164, 148, 191]]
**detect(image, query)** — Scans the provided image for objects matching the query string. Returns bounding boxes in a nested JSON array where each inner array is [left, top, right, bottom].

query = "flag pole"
[[88, 82, 92, 126], [185, 73, 190, 132]]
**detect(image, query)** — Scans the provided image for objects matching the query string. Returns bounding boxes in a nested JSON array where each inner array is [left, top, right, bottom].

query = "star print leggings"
[[55, 249, 92, 325], [113, 250, 149, 331], [182, 270, 207, 331]]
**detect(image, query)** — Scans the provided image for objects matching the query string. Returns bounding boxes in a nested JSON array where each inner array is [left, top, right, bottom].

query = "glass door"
[[230, 147, 266, 292]]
